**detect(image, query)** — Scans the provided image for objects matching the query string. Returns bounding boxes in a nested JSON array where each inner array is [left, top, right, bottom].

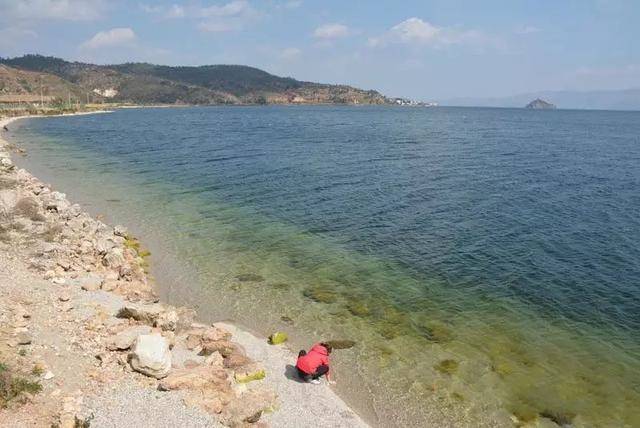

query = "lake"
[[9, 106, 640, 427]]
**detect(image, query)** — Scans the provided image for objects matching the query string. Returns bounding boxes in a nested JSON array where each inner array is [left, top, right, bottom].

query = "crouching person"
[[296, 342, 334, 385]]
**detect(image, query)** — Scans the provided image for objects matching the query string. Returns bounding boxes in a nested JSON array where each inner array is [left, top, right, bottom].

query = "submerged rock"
[[303, 286, 338, 304], [346, 301, 370, 317], [268, 332, 288, 345], [540, 410, 576, 426], [324, 340, 356, 350], [434, 359, 459, 375], [280, 316, 294, 324], [414, 321, 454, 343], [235, 273, 265, 282]]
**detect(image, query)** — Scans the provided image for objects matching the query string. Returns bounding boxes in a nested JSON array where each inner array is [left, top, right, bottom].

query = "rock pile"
[[0, 126, 277, 427]]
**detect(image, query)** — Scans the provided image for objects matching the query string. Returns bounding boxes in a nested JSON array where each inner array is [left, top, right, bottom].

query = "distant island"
[[0, 54, 389, 106], [525, 98, 556, 109]]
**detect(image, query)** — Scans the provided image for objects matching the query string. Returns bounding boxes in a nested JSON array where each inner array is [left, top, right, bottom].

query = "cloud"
[[280, 47, 301, 60], [313, 23, 350, 40], [516, 25, 541, 35], [141, 1, 257, 32], [0, 0, 105, 21], [0, 26, 38, 48], [368, 17, 498, 50], [80, 27, 137, 50]]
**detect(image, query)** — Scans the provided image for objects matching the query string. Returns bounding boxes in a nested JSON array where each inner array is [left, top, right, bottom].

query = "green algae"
[[540, 410, 576, 426], [268, 332, 288, 345], [234, 369, 266, 383], [414, 321, 454, 343], [451, 391, 464, 402], [435, 359, 459, 375], [269, 282, 291, 290], [303, 286, 338, 304], [235, 273, 265, 282]]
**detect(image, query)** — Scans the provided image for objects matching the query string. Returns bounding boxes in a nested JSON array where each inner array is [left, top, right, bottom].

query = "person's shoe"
[[309, 379, 321, 385]]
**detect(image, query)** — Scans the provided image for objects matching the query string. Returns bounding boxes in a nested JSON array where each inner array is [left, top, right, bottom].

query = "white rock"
[[69, 274, 103, 291], [103, 247, 125, 269], [107, 326, 152, 351], [43, 371, 55, 380], [113, 225, 128, 237], [129, 334, 171, 379]]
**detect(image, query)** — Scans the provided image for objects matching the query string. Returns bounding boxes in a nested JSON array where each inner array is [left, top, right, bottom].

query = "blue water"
[[10, 106, 640, 427]]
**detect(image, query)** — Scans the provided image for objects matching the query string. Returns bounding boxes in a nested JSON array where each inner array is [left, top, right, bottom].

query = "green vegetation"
[[0, 362, 42, 408]]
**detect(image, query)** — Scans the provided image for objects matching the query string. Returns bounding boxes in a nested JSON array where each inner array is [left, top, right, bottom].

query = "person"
[[2, 125, 8, 132], [296, 342, 334, 385]]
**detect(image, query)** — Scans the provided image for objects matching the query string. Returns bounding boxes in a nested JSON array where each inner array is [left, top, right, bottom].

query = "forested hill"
[[0, 55, 389, 105]]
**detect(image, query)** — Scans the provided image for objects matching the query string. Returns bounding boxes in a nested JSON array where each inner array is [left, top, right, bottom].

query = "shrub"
[[13, 197, 46, 222]]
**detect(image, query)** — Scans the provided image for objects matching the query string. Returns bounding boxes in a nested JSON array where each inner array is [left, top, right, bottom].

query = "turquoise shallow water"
[[8, 106, 640, 427]]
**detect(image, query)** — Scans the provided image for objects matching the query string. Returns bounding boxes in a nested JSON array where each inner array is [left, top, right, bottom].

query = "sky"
[[0, 0, 639, 100]]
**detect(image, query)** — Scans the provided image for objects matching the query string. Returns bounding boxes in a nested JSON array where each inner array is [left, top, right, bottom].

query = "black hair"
[[320, 342, 333, 354]]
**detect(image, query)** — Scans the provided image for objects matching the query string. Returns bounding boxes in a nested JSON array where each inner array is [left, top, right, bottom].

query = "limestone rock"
[[117, 303, 164, 325], [113, 224, 128, 237], [223, 352, 251, 369], [103, 247, 125, 269], [69, 274, 104, 291], [107, 326, 152, 351], [221, 389, 277, 427], [129, 334, 171, 379], [158, 365, 230, 393], [199, 340, 238, 358]]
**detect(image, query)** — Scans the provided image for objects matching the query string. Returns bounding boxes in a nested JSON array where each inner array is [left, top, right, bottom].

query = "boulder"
[[155, 309, 179, 332], [129, 334, 171, 379], [221, 389, 277, 427], [158, 365, 230, 393], [199, 340, 238, 358], [223, 352, 251, 369], [107, 326, 152, 351], [117, 303, 164, 325]]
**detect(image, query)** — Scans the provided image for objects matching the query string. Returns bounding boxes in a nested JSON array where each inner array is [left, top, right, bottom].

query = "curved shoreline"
[[0, 113, 370, 427]]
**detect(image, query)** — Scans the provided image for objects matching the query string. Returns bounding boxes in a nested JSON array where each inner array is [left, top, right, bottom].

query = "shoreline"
[[0, 113, 369, 427]]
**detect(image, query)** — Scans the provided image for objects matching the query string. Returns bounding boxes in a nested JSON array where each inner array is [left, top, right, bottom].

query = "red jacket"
[[296, 343, 330, 374]]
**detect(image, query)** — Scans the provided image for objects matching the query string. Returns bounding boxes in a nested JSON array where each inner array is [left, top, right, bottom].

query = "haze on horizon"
[[0, 0, 638, 101]]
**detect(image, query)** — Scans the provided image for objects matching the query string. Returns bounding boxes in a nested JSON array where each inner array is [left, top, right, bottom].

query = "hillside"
[[0, 55, 389, 105], [0, 64, 89, 103]]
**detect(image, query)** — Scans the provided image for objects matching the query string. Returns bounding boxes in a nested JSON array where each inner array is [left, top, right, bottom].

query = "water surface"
[[10, 106, 640, 427]]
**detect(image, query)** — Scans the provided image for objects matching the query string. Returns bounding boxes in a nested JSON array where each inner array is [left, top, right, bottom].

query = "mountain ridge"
[[0, 54, 389, 106]]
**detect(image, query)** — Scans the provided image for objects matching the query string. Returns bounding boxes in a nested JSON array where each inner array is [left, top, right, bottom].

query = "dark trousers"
[[297, 350, 329, 380]]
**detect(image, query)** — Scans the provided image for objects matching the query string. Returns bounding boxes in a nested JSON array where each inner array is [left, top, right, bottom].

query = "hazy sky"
[[1, 0, 639, 100]]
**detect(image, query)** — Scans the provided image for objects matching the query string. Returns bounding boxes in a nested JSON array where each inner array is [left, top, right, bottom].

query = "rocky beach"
[[0, 114, 367, 428]]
